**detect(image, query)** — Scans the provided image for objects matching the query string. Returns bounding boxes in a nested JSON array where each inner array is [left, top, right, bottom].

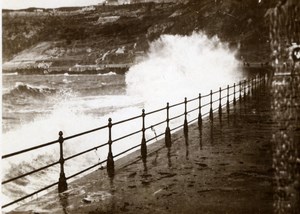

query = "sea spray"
[[125, 32, 241, 135], [126, 32, 241, 108]]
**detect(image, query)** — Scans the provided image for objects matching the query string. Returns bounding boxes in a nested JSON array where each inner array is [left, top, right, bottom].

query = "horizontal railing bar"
[[212, 90, 219, 95], [213, 107, 219, 112], [188, 117, 198, 124], [2, 181, 58, 209], [201, 103, 210, 108], [169, 113, 185, 121], [221, 95, 228, 100], [212, 98, 219, 104], [64, 143, 109, 162], [2, 161, 59, 185], [213, 107, 220, 112], [170, 124, 183, 132], [145, 107, 166, 116], [66, 159, 107, 180], [145, 120, 166, 130], [113, 144, 141, 159], [112, 114, 141, 126], [187, 106, 199, 114], [201, 93, 210, 98], [169, 101, 185, 108], [112, 129, 141, 143], [145, 132, 165, 143], [203, 112, 209, 117], [228, 85, 235, 89], [2, 140, 59, 159], [187, 96, 199, 103], [222, 103, 227, 108], [63, 124, 108, 141]]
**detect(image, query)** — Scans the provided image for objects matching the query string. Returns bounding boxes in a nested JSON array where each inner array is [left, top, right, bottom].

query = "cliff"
[[2, 0, 273, 73]]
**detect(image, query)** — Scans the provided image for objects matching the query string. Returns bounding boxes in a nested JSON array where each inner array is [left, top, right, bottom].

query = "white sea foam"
[[3, 72, 18, 76], [126, 32, 240, 109], [98, 71, 117, 76], [125, 32, 241, 135]]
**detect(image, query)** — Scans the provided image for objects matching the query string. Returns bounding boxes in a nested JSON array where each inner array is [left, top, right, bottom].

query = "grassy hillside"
[[2, 0, 272, 72]]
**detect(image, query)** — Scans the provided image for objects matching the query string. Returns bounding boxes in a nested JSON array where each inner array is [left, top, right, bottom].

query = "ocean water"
[[2, 72, 130, 133], [2, 32, 243, 210]]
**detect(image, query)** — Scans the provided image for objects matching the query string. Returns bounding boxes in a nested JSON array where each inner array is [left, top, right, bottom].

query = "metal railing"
[[1, 74, 267, 209]]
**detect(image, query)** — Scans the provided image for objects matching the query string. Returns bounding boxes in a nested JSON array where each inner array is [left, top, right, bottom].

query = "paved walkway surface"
[[9, 76, 300, 214]]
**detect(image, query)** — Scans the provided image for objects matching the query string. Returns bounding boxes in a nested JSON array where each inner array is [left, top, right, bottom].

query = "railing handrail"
[[2, 124, 109, 159], [2, 140, 59, 159], [1, 74, 268, 209]]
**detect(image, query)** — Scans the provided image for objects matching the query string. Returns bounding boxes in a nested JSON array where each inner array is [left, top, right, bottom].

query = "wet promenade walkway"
[[10, 75, 300, 214]]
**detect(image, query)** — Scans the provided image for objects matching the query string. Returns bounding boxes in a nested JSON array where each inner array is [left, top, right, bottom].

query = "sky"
[[2, 0, 105, 10]]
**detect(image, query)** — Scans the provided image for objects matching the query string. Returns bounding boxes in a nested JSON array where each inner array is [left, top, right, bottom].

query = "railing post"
[[165, 103, 171, 148], [259, 75, 263, 89], [255, 76, 257, 92], [184, 97, 188, 138], [58, 131, 68, 193], [226, 85, 230, 113], [141, 109, 147, 162], [251, 78, 254, 96], [218, 87, 222, 117], [259, 75, 263, 92], [258, 76, 260, 92], [247, 79, 251, 97], [239, 81, 242, 104], [107, 118, 114, 177], [209, 90, 213, 122], [233, 83, 236, 106], [244, 80, 247, 101], [264, 73, 267, 86], [198, 93, 202, 128]]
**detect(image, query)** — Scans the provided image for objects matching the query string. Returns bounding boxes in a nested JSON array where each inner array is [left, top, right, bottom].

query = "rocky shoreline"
[[2, 66, 130, 75]]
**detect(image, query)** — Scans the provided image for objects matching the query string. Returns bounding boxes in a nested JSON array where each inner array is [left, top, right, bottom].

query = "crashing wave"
[[3, 82, 56, 99]]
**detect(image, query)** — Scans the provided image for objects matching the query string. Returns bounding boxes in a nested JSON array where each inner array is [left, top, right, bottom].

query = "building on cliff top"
[[104, 0, 179, 5], [105, 0, 131, 5]]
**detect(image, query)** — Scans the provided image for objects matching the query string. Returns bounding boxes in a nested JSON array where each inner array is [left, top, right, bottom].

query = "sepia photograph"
[[1, 0, 300, 213]]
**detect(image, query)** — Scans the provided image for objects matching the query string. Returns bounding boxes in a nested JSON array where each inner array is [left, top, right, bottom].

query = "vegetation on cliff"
[[2, 0, 274, 71]]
